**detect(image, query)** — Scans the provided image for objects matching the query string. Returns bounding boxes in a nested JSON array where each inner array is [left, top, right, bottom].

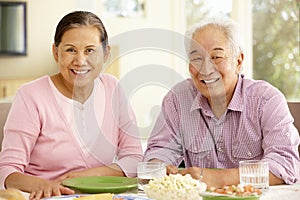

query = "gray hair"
[[185, 16, 243, 57]]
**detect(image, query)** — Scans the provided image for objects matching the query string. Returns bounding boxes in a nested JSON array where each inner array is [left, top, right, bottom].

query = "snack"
[[0, 189, 26, 200], [208, 185, 262, 197], [144, 174, 207, 200], [76, 193, 113, 200]]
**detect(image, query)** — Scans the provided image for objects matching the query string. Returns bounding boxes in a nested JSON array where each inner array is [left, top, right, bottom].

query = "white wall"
[[0, 0, 188, 138]]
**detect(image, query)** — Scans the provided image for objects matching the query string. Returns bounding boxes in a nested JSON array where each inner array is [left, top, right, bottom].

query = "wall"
[[0, 0, 187, 138]]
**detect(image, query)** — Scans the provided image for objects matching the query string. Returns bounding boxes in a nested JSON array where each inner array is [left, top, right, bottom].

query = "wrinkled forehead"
[[186, 25, 230, 55]]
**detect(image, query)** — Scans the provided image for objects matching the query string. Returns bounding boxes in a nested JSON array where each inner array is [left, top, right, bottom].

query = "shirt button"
[[247, 152, 252, 156]]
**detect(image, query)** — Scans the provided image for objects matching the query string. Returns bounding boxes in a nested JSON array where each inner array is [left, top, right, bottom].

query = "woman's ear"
[[52, 44, 58, 62], [236, 52, 244, 74], [104, 45, 111, 63]]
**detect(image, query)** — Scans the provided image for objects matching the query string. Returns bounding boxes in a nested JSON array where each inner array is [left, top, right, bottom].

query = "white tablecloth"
[[21, 184, 300, 200]]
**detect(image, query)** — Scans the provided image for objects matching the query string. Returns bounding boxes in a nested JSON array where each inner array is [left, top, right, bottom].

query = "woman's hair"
[[185, 16, 243, 57], [54, 11, 108, 49]]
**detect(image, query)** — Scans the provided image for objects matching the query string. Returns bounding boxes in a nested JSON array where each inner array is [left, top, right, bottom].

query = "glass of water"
[[137, 162, 166, 190], [239, 160, 269, 190]]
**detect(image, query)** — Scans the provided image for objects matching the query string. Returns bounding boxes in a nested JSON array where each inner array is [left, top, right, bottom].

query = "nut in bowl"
[[200, 184, 262, 200], [143, 174, 207, 200]]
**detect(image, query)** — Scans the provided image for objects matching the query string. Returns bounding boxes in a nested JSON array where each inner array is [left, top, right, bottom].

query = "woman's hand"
[[5, 172, 75, 200], [28, 179, 74, 200]]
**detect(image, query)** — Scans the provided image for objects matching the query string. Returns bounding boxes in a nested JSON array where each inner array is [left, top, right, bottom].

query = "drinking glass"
[[137, 162, 166, 190], [239, 160, 269, 190]]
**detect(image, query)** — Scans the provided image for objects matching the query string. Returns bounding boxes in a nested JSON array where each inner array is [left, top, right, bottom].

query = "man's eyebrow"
[[212, 47, 225, 51], [189, 50, 198, 55]]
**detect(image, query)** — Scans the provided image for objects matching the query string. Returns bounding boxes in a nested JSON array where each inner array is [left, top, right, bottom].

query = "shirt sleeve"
[[260, 92, 300, 184], [143, 92, 184, 166], [0, 90, 40, 189], [113, 82, 143, 177]]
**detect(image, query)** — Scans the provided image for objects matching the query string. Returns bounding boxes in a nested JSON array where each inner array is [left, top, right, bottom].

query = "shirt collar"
[[227, 74, 244, 112]]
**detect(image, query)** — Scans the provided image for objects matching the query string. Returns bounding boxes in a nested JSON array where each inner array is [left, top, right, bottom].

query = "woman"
[[0, 11, 143, 199]]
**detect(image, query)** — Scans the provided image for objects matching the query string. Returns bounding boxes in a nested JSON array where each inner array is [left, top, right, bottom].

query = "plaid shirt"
[[144, 75, 300, 184]]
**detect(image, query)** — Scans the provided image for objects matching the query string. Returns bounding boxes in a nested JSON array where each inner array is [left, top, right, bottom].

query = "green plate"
[[62, 176, 138, 194], [200, 192, 260, 200]]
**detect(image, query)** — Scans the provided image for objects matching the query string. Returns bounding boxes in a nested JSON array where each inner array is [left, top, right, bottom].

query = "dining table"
[[19, 183, 300, 200]]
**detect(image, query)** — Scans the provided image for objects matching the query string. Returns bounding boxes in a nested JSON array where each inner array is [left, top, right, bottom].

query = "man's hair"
[[185, 16, 243, 57]]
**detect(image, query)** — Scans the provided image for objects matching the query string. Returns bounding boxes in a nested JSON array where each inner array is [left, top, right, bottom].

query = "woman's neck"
[[50, 73, 94, 104]]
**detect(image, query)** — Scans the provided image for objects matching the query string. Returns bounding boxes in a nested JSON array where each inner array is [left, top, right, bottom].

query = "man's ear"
[[236, 52, 244, 74], [52, 44, 58, 62], [104, 45, 111, 63]]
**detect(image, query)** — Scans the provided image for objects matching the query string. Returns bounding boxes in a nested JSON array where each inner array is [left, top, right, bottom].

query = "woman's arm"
[[5, 172, 74, 200]]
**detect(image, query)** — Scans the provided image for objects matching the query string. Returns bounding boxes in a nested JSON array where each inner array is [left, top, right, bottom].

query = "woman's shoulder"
[[99, 73, 118, 84], [17, 75, 51, 97]]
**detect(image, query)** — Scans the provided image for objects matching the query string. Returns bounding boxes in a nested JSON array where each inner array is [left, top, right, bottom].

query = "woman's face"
[[52, 26, 109, 88], [188, 25, 243, 103]]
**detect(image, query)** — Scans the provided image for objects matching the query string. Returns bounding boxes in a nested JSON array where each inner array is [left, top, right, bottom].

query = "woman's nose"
[[73, 53, 88, 66]]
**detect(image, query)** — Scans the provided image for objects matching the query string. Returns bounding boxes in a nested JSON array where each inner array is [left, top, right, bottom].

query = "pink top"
[[0, 74, 143, 189]]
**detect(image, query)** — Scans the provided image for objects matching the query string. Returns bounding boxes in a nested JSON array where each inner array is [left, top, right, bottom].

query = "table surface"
[[20, 183, 300, 200]]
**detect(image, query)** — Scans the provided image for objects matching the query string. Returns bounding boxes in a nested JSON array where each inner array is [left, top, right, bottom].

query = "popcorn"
[[144, 174, 207, 200]]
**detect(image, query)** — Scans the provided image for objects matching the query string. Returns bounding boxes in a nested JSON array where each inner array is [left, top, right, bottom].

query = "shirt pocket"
[[184, 135, 213, 166], [232, 137, 263, 161]]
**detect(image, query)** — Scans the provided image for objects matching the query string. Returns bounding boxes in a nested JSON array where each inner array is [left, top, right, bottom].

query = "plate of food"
[[62, 176, 138, 194], [200, 185, 262, 200]]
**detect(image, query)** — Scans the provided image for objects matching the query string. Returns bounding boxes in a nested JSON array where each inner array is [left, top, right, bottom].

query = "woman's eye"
[[66, 48, 76, 53], [86, 48, 95, 53]]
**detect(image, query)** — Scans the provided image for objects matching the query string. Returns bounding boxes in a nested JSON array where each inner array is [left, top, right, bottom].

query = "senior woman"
[[0, 11, 143, 199], [144, 16, 300, 188]]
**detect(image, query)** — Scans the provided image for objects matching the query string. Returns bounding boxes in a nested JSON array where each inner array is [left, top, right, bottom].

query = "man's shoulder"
[[242, 78, 284, 100], [169, 78, 197, 94]]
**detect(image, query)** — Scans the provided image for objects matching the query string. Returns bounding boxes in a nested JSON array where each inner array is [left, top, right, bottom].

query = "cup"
[[239, 160, 269, 190], [137, 162, 166, 190]]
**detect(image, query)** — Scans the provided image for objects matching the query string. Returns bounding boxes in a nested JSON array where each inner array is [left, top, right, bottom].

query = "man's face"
[[188, 25, 243, 103]]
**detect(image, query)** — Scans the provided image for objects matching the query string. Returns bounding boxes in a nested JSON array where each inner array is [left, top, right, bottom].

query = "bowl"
[[143, 174, 207, 200]]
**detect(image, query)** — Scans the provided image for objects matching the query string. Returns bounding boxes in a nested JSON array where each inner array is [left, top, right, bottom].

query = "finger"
[[52, 185, 61, 197], [29, 191, 36, 200], [59, 185, 75, 195], [43, 188, 51, 198], [33, 190, 43, 200], [166, 165, 178, 174]]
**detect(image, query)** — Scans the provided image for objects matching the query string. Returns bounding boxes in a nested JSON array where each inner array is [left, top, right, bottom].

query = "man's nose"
[[200, 57, 215, 75]]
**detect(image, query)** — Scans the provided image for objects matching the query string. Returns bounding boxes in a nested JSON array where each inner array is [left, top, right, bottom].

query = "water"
[[240, 173, 269, 189], [138, 176, 153, 190], [137, 162, 166, 190]]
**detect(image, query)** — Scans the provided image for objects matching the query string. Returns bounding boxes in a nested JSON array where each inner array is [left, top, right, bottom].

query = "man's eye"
[[191, 57, 203, 62], [211, 56, 223, 60]]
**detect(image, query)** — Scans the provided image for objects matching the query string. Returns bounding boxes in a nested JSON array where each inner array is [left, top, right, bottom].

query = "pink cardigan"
[[0, 74, 143, 189]]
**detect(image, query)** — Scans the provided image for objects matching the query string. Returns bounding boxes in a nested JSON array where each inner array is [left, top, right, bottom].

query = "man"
[[143, 16, 300, 188]]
